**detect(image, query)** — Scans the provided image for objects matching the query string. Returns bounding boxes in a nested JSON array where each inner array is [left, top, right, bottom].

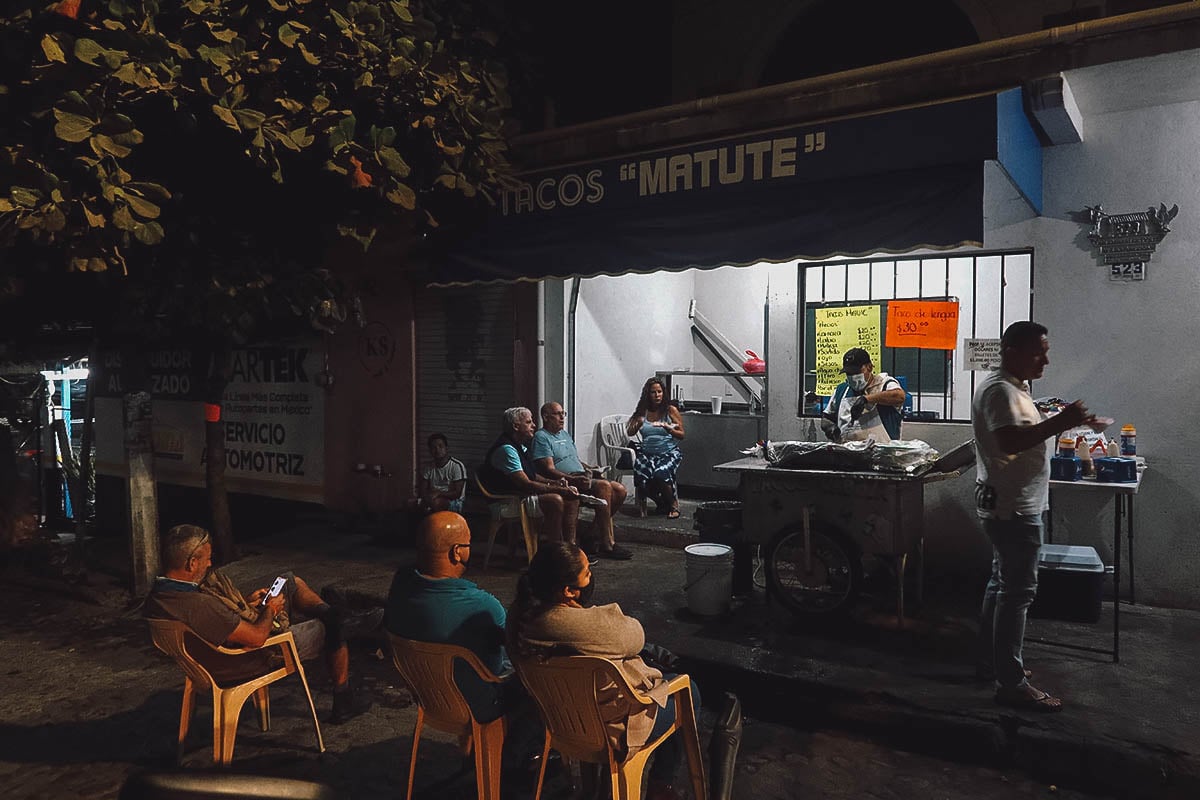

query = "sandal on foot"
[[666, 509, 681, 519], [994, 686, 1063, 713]]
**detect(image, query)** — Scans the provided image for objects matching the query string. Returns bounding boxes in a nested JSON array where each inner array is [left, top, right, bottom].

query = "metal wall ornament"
[[1084, 203, 1179, 282]]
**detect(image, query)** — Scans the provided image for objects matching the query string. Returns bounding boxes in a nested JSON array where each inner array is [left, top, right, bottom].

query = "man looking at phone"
[[144, 524, 377, 723]]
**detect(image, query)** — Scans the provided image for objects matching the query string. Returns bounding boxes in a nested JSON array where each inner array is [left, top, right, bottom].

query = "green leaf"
[[134, 221, 165, 245], [74, 39, 108, 66], [0, 199, 15, 212], [278, 23, 300, 48], [232, 108, 266, 130], [183, 0, 210, 13], [11, 188, 43, 209], [211, 104, 240, 131], [54, 110, 95, 143], [122, 191, 161, 219], [275, 97, 304, 113], [43, 207, 66, 232], [330, 10, 350, 30], [112, 204, 136, 231], [126, 182, 171, 202], [311, 94, 330, 113], [41, 34, 67, 63], [386, 183, 416, 209], [288, 126, 314, 148], [92, 134, 132, 158], [390, 2, 414, 22], [82, 204, 106, 227], [208, 25, 238, 43], [298, 42, 320, 65], [377, 146, 410, 177]]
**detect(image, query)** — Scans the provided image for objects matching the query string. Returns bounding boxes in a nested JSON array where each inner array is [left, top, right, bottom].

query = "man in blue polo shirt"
[[532, 401, 632, 560], [385, 512, 539, 774]]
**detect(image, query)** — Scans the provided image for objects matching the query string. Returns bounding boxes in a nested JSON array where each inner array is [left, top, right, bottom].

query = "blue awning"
[[429, 90, 1040, 286]]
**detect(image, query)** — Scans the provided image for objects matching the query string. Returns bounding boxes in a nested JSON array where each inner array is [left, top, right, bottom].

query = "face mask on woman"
[[573, 578, 596, 607], [847, 373, 868, 392]]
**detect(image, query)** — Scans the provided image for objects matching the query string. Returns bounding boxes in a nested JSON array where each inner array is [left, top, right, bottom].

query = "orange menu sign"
[[885, 301, 959, 350]]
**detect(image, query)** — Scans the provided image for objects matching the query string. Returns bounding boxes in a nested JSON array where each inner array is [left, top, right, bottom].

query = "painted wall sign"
[[963, 338, 1002, 371], [93, 343, 325, 503], [814, 304, 881, 395], [885, 301, 959, 350], [358, 321, 396, 377]]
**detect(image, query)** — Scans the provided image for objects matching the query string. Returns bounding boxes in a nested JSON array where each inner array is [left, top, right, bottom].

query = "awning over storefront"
[[430, 90, 1041, 287]]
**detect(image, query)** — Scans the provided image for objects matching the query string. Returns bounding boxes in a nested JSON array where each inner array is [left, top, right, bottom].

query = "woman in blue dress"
[[626, 377, 685, 518]]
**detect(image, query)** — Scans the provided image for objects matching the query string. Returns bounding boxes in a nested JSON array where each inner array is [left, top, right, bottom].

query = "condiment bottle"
[[1120, 424, 1137, 457], [1107, 439, 1120, 458], [1058, 437, 1076, 458], [1078, 436, 1095, 477]]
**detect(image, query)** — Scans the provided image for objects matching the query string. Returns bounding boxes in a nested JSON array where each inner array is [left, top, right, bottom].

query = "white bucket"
[[684, 543, 734, 616]]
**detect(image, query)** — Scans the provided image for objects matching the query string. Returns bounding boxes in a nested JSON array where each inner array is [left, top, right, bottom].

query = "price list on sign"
[[885, 300, 960, 350], [814, 304, 881, 395]]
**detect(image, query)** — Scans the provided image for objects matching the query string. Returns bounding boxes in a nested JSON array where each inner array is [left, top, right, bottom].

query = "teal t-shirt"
[[531, 429, 585, 474]]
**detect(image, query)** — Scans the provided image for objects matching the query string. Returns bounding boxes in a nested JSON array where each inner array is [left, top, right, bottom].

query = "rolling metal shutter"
[[415, 284, 514, 480]]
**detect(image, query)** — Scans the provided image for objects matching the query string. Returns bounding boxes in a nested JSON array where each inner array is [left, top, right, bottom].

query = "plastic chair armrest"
[[214, 629, 294, 655], [664, 673, 692, 696]]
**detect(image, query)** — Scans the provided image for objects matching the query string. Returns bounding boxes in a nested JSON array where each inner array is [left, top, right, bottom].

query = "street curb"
[[679, 649, 1200, 800]]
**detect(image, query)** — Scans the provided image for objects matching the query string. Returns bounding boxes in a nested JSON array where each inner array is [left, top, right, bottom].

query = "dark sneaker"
[[598, 545, 634, 560], [331, 687, 372, 724]]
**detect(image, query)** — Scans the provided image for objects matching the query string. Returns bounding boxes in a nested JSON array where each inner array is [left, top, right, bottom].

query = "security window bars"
[[799, 249, 1034, 423]]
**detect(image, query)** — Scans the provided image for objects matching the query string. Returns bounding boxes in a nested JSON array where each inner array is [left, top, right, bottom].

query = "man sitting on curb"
[[477, 406, 582, 546], [532, 401, 633, 560], [143, 524, 378, 724], [385, 511, 542, 783]]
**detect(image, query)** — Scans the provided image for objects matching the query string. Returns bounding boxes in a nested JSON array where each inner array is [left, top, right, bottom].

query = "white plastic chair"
[[597, 414, 638, 484]]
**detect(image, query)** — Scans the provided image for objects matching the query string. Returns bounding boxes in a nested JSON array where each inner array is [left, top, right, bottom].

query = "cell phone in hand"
[[260, 576, 287, 606]]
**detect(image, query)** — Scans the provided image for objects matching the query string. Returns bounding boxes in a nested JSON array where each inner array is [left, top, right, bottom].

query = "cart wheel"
[[764, 524, 862, 616]]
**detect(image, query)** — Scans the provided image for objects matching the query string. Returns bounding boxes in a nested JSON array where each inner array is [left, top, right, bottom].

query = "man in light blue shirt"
[[532, 402, 632, 560]]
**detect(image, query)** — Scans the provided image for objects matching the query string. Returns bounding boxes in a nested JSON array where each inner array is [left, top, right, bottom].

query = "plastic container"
[[1095, 456, 1137, 482], [1107, 439, 1120, 458], [1077, 436, 1095, 477], [684, 543, 734, 616], [1050, 455, 1082, 481], [1029, 544, 1106, 623], [1058, 437, 1076, 458], [1120, 424, 1137, 456]]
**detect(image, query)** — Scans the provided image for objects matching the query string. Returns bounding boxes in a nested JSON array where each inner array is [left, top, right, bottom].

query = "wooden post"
[[124, 391, 159, 596]]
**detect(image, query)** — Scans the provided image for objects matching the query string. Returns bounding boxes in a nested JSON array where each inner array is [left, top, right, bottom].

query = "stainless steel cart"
[[713, 456, 965, 623]]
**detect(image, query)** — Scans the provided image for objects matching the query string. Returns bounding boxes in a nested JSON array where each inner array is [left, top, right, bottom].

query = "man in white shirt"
[[972, 321, 1105, 712], [419, 433, 467, 513], [821, 348, 906, 443]]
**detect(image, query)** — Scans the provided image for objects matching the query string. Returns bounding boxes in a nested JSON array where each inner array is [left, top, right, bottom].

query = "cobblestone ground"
[[0, 567, 1106, 800]]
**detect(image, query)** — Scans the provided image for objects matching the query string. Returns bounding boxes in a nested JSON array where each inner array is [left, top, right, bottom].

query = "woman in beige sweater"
[[508, 542, 698, 800]]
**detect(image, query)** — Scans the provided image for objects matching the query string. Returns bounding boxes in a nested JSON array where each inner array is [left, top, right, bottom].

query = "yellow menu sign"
[[814, 304, 881, 395]]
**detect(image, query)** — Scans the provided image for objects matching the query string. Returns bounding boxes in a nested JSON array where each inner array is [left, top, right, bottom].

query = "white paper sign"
[[963, 338, 1002, 371]]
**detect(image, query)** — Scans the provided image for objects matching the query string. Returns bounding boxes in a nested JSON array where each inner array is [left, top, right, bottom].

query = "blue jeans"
[[978, 514, 1043, 689], [645, 675, 701, 784]]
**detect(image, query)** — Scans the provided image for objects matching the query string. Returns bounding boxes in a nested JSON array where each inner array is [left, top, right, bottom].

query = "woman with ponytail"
[[508, 543, 697, 800]]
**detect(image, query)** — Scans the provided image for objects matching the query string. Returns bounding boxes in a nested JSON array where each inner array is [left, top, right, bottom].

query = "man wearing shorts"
[[143, 524, 376, 723], [477, 407, 580, 545]]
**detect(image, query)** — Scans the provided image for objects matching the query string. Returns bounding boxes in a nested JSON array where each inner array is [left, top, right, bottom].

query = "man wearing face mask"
[[821, 347, 906, 443]]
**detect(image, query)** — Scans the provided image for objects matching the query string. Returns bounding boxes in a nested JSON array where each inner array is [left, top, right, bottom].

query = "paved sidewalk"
[[1, 509, 1196, 799]]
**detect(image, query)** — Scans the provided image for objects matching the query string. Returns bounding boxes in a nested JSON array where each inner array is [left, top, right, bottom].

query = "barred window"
[[799, 249, 1034, 423]]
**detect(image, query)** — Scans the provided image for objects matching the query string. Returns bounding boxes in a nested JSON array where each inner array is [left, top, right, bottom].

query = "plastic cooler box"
[[1094, 456, 1137, 482], [1029, 544, 1106, 623]]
